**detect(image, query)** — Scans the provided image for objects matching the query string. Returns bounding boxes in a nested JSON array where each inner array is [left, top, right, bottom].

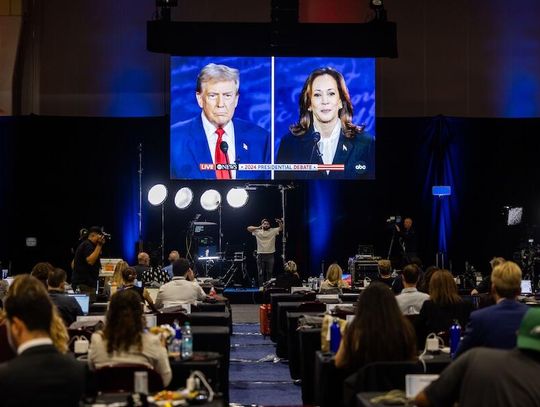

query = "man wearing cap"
[[72, 226, 106, 302], [415, 308, 540, 407], [154, 258, 207, 308]]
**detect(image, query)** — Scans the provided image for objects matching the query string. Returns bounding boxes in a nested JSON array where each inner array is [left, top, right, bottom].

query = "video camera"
[[83, 226, 111, 242], [386, 215, 402, 225]]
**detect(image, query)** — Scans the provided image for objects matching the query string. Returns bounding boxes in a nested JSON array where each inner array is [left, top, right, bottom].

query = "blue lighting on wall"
[[422, 117, 463, 256], [105, 69, 158, 117], [121, 200, 138, 264], [116, 156, 139, 264], [503, 73, 539, 117], [308, 181, 336, 275]]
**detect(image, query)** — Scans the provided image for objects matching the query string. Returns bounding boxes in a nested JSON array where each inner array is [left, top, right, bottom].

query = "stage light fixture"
[[174, 187, 194, 209], [369, 0, 387, 22], [200, 189, 221, 211], [226, 188, 249, 208], [148, 184, 168, 206]]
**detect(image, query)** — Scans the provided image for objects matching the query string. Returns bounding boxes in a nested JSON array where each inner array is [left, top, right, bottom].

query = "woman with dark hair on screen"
[[88, 289, 172, 387], [276, 67, 373, 179], [335, 282, 417, 372]]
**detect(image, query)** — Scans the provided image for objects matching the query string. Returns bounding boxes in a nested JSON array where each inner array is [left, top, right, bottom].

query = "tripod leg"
[[387, 234, 395, 260]]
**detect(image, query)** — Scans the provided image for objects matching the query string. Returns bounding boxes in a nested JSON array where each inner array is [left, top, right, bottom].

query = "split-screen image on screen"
[[170, 56, 375, 180]]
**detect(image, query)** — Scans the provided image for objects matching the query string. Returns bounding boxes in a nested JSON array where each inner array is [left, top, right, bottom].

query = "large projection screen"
[[170, 56, 375, 180]]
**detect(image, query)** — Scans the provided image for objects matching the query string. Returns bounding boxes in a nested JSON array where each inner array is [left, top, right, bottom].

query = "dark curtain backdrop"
[[1, 115, 539, 279]]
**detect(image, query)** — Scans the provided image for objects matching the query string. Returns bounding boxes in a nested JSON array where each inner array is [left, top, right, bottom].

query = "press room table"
[[168, 351, 222, 393], [82, 393, 226, 406]]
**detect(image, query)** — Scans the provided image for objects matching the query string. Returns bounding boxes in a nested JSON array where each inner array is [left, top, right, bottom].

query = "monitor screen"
[[69, 294, 90, 315], [170, 56, 375, 180], [507, 207, 523, 226], [521, 280, 532, 295]]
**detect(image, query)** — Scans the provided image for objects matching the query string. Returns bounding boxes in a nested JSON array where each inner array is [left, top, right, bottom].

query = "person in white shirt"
[[88, 289, 172, 387], [154, 258, 207, 308], [396, 264, 430, 315], [247, 218, 283, 286]]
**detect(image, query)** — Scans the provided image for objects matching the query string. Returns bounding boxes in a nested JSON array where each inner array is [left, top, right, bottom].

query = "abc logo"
[[355, 161, 367, 174]]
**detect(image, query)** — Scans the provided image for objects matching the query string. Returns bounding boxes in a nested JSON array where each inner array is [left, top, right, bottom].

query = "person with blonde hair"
[[170, 62, 271, 179], [320, 263, 350, 292], [471, 256, 505, 295], [416, 270, 472, 344], [375, 259, 399, 292], [104, 260, 128, 298], [456, 261, 528, 357], [274, 260, 302, 290]]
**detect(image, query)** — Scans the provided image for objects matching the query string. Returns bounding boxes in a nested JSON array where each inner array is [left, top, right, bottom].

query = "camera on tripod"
[[386, 215, 401, 224]]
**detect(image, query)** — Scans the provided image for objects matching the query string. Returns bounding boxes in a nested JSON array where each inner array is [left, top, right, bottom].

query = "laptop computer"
[[521, 280, 533, 295], [68, 294, 90, 315]]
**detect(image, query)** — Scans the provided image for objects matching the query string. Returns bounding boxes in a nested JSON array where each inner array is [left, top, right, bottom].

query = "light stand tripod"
[[221, 252, 247, 288], [244, 183, 295, 263]]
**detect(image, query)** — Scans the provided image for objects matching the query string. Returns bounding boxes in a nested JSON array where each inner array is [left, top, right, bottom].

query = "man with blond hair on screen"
[[170, 63, 270, 179]]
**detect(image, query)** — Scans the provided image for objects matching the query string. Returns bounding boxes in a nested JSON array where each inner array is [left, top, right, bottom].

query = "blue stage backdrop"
[[273, 57, 375, 157], [170, 56, 271, 131]]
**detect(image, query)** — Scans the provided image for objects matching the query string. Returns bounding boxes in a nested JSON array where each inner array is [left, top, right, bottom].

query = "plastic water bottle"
[[319, 271, 325, 287], [330, 318, 341, 353], [449, 319, 461, 358], [181, 322, 193, 359], [170, 327, 182, 360]]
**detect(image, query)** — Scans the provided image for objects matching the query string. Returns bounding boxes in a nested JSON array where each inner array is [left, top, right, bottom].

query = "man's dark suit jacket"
[[49, 290, 84, 326], [275, 127, 374, 179], [0, 344, 86, 406], [455, 299, 529, 357], [170, 115, 271, 179]]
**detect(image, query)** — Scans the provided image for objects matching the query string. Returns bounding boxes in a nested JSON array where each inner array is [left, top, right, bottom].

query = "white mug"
[[74, 336, 89, 354]]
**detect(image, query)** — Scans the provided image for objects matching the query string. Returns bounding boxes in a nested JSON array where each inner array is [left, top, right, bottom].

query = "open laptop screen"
[[68, 294, 90, 315], [521, 280, 532, 295]]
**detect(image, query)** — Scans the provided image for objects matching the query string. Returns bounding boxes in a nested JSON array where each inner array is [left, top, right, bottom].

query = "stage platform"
[[222, 287, 263, 304]]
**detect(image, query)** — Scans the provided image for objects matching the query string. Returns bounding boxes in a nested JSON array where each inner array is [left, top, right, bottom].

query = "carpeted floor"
[[229, 322, 302, 406]]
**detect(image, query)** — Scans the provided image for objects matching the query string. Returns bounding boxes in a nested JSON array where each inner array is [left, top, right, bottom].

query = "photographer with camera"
[[72, 226, 108, 303]]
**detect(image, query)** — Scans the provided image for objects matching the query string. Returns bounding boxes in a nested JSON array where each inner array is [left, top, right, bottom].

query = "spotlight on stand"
[[200, 189, 221, 211], [147, 183, 168, 265], [174, 187, 194, 209], [148, 184, 168, 206], [369, 0, 387, 22], [226, 188, 249, 208], [155, 0, 178, 21]]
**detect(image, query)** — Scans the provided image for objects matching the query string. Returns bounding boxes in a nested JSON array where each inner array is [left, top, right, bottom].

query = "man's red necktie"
[[214, 127, 231, 179]]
